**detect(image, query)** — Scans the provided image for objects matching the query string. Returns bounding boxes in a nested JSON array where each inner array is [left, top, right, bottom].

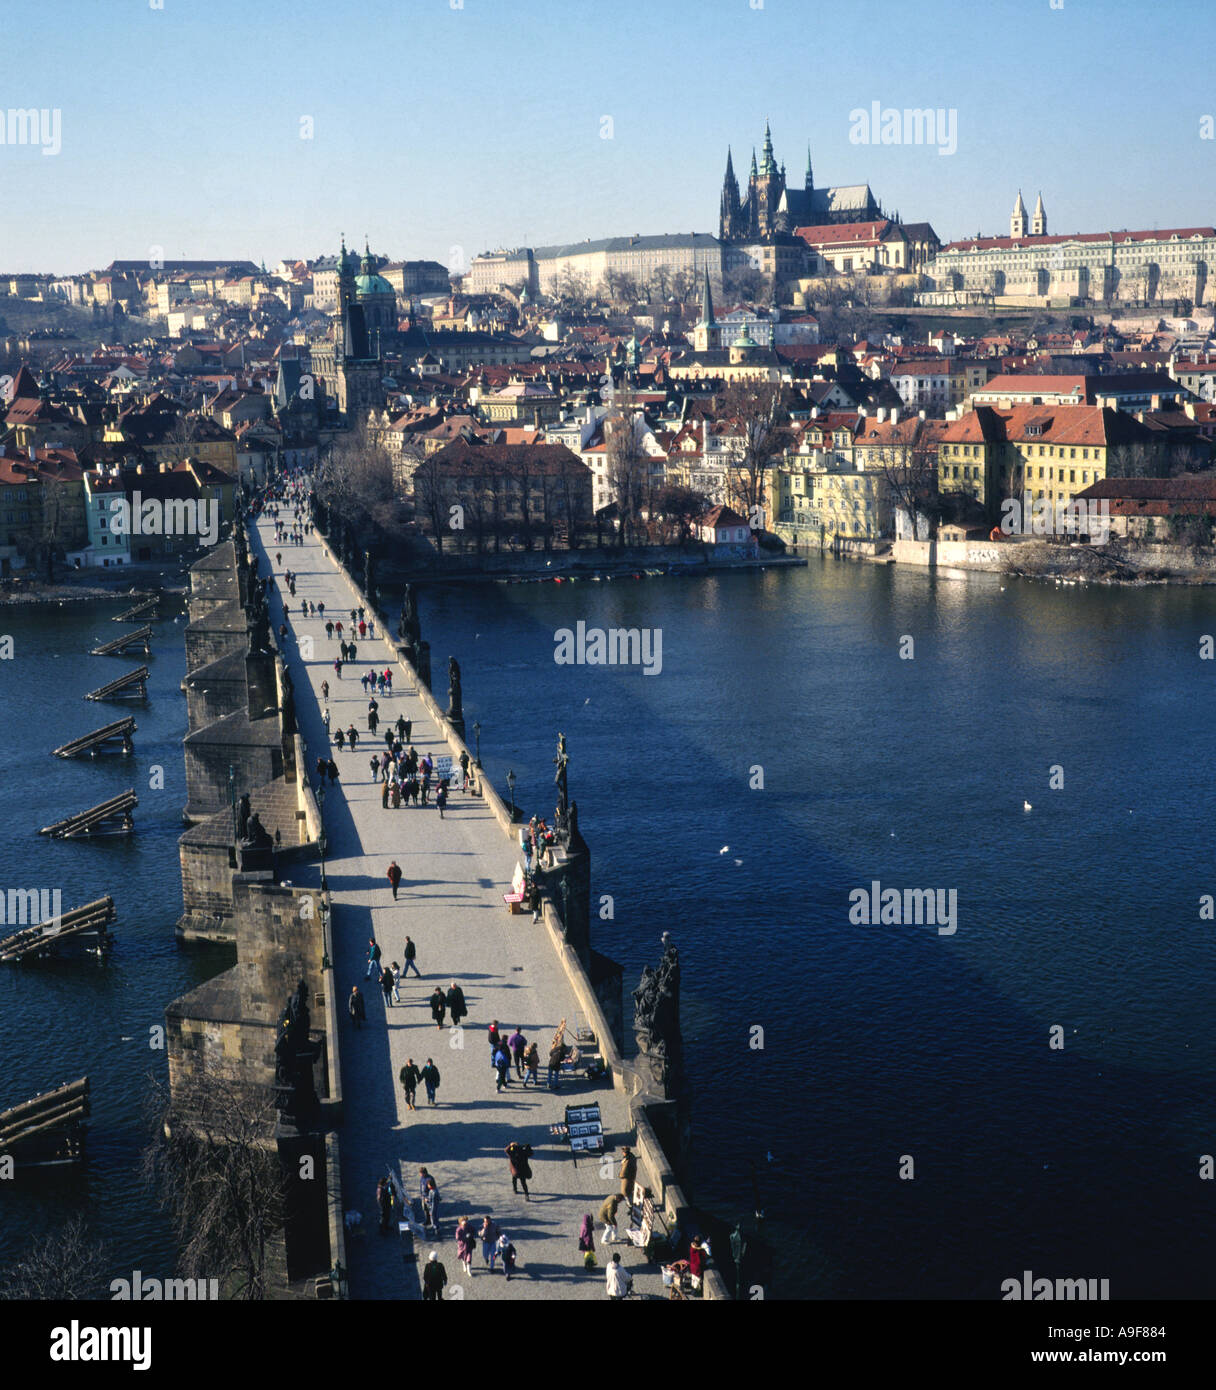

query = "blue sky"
[[2, 0, 1213, 273]]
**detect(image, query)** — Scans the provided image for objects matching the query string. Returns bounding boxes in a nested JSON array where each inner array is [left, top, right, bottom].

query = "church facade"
[[719, 122, 884, 243]]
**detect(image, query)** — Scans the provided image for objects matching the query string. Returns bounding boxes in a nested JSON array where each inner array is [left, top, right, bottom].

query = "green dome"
[[355, 272, 394, 297], [733, 328, 758, 348]]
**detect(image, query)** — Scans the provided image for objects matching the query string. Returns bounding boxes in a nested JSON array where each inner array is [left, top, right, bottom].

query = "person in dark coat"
[[505, 1141, 534, 1198], [377, 1177, 394, 1234], [422, 1251, 446, 1301], [429, 987, 446, 1029], [334, 727, 345, 751], [368, 705, 379, 734], [348, 985, 366, 1030], [403, 935, 421, 977], [380, 964, 395, 1008], [399, 1058, 421, 1111], [387, 860, 403, 900], [508, 1028, 527, 1078], [326, 759, 339, 785], [619, 1146, 637, 1200], [346, 724, 359, 750], [445, 981, 467, 1027], [420, 1058, 441, 1105]]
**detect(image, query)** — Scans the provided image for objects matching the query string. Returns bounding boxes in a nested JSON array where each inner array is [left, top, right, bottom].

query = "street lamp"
[[473, 721, 482, 769], [507, 769, 516, 822], [316, 782, 328, 892]]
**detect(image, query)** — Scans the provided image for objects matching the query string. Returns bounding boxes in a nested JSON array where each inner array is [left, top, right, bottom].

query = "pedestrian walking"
[[380, 964, 395, 1008], [370, 753, 381, 782], [334, 727, 345, 751], [445, 981, 467, 1028], [436, 782, 448, 819], [323, 707, 331, 733], [495, 1232, 517, 1281], [333, 657, 342, 679], [368, 705, 378, 734], [361, 673, 370, 695], [348, 985, 365, 1030], [522, 1042, 540, 1087], [494, 1046, 511, 1092], [403, 936, 420, 976], [422, 1251, 446, 1301], [399, 1057, 420, 1110], [505, 1141, 533, 1199], [508, 1027, 527, 1079], [335, 621, 343, 638], [459, 749, 470, 792], [606, 1253, 632, 1300], [391, 961, 401, 1004], [390, 779, 401, 809], [619, 1146, 637, 1202], [395, 714, 407, 740], [480, 1215, 500, 1269], [366, 937, 382, 980], [599, 1193, 623, 1247], [325, 620, 334, 641], [382, 778, 390, 809], [420, 1168, 440, 1234], [429, 987, 446, 1029], [347, 724, 359, 750], [488, 1020, 502, 1056], [358, 619, 367, 638], [387, 859, 402, 900], [579, 1214, 597, 1269], [420, 1057, 441, 1106], [327, 758, 339, 784], [318, 601, 325, 618], [455, 1216, 476, 1277]]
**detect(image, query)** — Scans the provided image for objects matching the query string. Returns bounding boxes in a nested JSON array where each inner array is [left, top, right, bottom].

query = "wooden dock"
[[112, 595, 160, 623], [40, 790, 137, 838], [0, 896, 116, 963], [0, 1078, 90, 1166], [91, 625, 152, 657], [52, 716, 136, 759], [84, 666, 148, 701]]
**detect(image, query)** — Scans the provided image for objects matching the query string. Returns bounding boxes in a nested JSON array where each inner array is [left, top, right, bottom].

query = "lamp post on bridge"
[[316, 781, 328, 893], [473, 721, 482, 770], [507, 769, 516, 823]]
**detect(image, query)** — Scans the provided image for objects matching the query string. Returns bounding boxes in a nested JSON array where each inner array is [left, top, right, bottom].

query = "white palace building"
[[922, 192, 1214, 307]]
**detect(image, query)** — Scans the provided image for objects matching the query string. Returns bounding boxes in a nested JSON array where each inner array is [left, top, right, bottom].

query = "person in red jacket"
[[387, 860, 403, 900], [688, 1235, 707, 1293]]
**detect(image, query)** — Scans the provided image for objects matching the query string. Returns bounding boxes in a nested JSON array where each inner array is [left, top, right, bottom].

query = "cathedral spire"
[[761, 120, 776, 176], [750, 147, 758, 178], [699, 269, 714, 327], [805, 143, 813, 191]]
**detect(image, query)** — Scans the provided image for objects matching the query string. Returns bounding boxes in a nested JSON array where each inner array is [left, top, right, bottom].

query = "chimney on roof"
[[918, 409, 926, 420], [876, 407, 886, 423], [891, 407, 899, 425], [28, 445, 36, 462]]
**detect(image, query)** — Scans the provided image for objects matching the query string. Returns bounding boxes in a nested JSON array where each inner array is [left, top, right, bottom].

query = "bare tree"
[[411, 455, 456, 554], [655, 484, 712, 546], [716, 381, 793, 526], [606, 414, 648, 546], [314, 419, 395, 533], [0, 1215, 109, 1301], [142, 1073, 287, 1302], [875, 429, 941, 538]]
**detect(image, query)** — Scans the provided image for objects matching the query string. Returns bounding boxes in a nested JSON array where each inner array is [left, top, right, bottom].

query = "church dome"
[[355, 271, 394, 297]]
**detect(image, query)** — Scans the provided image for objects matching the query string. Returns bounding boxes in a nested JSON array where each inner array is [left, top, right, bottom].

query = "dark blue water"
[[0, 595, 227, 1292], [418, 559, 1216, 1299]]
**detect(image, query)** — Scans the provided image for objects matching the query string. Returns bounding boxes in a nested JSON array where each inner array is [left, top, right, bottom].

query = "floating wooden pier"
[[52, 716, 136, 759], [91, 625, 152, 657], [0, 1078, 90, 1166], [40, 790, 137, 838], [112, 595, 160, 623], [0, 896, 116, 963], [84, 666, 148, 701]]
